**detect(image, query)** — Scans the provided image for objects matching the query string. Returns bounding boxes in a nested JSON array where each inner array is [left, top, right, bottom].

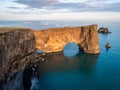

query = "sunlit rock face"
[[33, 25, 100, 54]]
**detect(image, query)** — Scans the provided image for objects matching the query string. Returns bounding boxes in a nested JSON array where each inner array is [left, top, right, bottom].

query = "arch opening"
[[63, 43, 80, 57]]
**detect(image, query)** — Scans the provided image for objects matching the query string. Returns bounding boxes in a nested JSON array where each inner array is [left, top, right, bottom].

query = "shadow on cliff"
[[0, 29, 37, 90]]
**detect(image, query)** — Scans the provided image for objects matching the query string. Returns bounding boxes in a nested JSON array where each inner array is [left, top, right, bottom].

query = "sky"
[[0, 0, 120, 20]]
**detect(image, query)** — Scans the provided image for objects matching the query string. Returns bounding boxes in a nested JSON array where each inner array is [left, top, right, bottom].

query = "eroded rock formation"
[[33, 24, 100, 54], [0, 24, 100, 85], [105, 42, 111, 49], [98, 27, 111, 33], [0, 28, 36, 82]]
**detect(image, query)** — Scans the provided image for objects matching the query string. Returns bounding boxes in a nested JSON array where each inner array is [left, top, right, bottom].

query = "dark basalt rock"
[[106, 42, 111, 49], [98, 27, 111, 34], [22, 52, 46, 90], [0, 28, 36, 85], [0, 51, 46, 90], [23, 62, 38, 90]]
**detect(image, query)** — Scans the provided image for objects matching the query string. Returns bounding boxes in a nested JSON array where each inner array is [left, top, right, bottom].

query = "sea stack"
[[98, 27, 111, 34], [106, 42, 111, 49]]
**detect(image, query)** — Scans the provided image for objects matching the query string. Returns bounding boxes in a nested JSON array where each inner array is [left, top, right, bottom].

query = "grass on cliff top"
[[0, 27, 32, 33]]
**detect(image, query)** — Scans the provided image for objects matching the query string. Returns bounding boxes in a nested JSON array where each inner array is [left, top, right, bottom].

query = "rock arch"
[[63, 42, 80, 57], [33, 25, 100, 54]]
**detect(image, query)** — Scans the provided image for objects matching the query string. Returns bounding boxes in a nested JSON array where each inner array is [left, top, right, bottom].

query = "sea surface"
[[0, 20, 120, 90]]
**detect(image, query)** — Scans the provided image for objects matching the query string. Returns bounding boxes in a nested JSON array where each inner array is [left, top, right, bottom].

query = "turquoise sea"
[[0, 20, 120, 90]]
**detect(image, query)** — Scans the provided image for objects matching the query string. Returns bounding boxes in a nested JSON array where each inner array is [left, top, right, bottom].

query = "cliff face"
[[0, 28, 36, 81], [0, 25, 100, 83], [33, 24, 100, 54]]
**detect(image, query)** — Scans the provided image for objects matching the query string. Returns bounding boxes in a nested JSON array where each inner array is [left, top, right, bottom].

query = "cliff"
[[33, 24, 100, 54], [0, 28, 36, 82], [0, 24, 100, 83]]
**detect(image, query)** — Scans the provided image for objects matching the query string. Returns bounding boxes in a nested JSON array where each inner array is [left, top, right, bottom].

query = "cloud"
[[15, 0, 59, 8], [6, 6, 71, 14], [7, 7, 20, 9], [1, 0, 120, 20], [7, 0, 119, 13], [87, 2, 120, 12]]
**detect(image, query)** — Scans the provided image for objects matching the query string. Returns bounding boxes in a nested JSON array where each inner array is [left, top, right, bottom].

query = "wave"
[[30, 77, 39, 90]]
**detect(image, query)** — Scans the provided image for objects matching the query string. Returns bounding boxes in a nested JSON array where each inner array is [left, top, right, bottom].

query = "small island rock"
[[98, 27, 111, 34], [105, 42, 111, 49]]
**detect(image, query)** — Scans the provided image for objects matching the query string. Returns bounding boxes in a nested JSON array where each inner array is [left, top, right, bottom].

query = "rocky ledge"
[[0, 25, 100, 87]]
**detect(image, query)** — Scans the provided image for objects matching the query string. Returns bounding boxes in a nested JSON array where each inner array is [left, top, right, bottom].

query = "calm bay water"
[[0, 20, 120, 90]]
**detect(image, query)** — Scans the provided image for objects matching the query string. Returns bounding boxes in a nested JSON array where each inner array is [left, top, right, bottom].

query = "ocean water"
[[0, 20, 120, 90]]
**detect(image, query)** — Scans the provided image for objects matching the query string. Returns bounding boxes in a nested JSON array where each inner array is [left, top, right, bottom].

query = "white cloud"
[[1, 12, 120, 20], [0, 0, 120, 20]]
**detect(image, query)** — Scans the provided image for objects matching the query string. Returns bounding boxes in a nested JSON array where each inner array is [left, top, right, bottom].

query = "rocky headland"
[[34, 24, 100, 54], [0, 28, 35, 82], [0, 25, 100, 89]]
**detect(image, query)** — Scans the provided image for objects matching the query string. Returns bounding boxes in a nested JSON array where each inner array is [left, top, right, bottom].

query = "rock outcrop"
[[0, 24, 100, 84], [98, 27, 111, 33], [33, 24, 100, 54], [0, 28, 36, 82], [105, 42, 111, 49]]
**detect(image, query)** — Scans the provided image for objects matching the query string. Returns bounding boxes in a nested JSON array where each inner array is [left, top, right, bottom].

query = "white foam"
[[30, 77, 39, 90]]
